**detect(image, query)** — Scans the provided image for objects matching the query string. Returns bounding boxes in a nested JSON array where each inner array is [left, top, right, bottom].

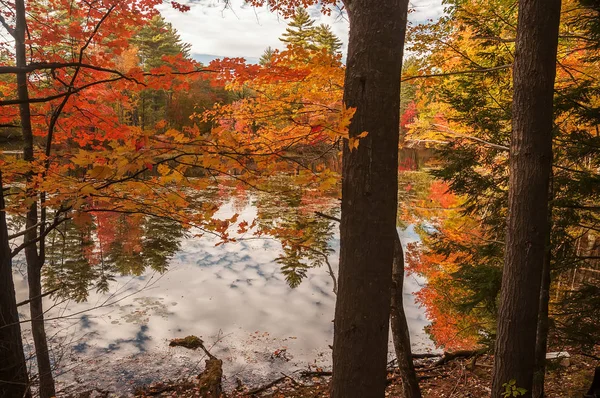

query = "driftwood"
[[168, 335, 223, 398], [197, 358, 223, 398], [431, 349, 486, 367]]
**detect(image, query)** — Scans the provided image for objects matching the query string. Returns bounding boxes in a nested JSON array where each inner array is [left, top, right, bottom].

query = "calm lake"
[[11, 194, 434, 395]]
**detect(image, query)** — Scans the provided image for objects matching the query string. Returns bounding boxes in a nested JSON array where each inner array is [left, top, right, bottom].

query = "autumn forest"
[[0, 0, 599, 397]]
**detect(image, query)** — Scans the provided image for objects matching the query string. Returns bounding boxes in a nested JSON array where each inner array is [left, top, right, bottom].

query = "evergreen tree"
[[259, 46, 275, 65], [277, 8, 343, 57], [129, 15, 192, 129], [131, 15, 191, 71], [280, 8, 317, 49], [314, 24, 342, 54]]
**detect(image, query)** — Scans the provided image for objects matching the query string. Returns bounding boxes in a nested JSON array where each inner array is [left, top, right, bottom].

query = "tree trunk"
[[532, 175, 554, 398], [491, 0, 561, 396], [0, 171, 31, 398], [15, 0, 56, 396], [391, 233, 422, 398], [332, 1, 409, 397], [532, 245, 551, 398], [26, 258, 55, 398]]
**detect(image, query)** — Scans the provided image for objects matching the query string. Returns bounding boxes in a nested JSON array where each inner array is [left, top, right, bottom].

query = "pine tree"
[[280, 8, 317, 49], [130, 15, 192, 129], [131, 15, 191, 71], [314, 24, 342, 54], [259, 46, 275, 65]]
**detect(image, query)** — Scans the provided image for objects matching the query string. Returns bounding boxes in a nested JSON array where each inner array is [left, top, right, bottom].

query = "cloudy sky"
[[157, 0, 445, 64]]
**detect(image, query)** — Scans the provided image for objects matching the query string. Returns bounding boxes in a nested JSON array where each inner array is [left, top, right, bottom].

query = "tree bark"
[[0, 171, 32, 398], [532, 175, 554, 398], [332, 1, 409, 397], [391, 233, 422, 398], [15, 0, 56, 396], [532, 244, 551, 398], [491, 0, 561, 396]]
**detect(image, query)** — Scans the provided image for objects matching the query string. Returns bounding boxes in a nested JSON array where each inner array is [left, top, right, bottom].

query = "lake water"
[[12, 198, 434, 396]]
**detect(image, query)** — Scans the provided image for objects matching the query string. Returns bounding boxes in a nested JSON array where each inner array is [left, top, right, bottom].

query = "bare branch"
[[0, 13, 15, 37]]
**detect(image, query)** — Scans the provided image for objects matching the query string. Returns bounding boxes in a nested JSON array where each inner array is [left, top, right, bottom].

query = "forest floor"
[[127, 352, 596, 398]]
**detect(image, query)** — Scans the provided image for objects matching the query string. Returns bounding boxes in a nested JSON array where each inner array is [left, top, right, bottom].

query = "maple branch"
[[0, 76, 124, 106], [93, 166, 150, 190], [0, 62, 214, 80], [0, 62, 142, 82], [0, 69, 213, 106], [401, 64, 511, 82]]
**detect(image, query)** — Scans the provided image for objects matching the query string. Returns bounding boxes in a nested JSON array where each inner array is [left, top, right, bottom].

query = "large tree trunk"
[[391, 233, 422, 398], [0, 171, 31, 398], [332, 1, 409, 397], [490, 0, 561, 396], [15, 0, 57, 396]]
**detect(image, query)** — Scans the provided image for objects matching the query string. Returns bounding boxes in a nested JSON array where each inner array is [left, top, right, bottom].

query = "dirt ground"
[[126, 353, 596, 398]]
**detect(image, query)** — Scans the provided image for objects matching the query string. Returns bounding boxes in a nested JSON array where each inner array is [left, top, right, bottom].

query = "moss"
[[169, 335, 204, 350]]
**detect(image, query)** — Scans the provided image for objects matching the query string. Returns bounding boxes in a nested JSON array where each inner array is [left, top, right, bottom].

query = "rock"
[[546, 351, 570, 367]]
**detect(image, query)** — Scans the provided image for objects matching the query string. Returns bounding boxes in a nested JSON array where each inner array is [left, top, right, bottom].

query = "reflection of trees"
[[44, 217, 99, 302], [253, 179, 338, 289], [43, 213, 185, 302]]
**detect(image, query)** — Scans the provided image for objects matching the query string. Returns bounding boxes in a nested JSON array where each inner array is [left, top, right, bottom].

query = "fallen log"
[[431, 349, 486, 367]]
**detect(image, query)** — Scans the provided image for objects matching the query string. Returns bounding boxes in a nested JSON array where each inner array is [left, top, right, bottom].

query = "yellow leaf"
[[80, 184, 97, 195], [157, 164, 170, 176], [88, 166, 112, 179]]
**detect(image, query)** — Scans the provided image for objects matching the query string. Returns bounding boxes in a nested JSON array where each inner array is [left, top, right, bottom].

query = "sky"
[[157, 0, 445, 64]]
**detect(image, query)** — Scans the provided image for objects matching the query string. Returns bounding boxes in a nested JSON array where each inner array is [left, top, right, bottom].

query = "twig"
[[315, 211, 340, 223], [247, 376, 287, 395], [299, 370, 332, 378]]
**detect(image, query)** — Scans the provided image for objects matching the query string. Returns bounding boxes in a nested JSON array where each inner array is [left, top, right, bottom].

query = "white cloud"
[[159, 0, 443, 60]]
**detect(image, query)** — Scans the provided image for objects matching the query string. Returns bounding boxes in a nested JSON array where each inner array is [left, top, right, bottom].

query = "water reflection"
[[43, 214, 185, 302], [12, 191, 434, 395]]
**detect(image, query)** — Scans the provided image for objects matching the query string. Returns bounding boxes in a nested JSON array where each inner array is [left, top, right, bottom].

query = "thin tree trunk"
[[0, 171, 31, 398], [532, 175, 554, 398], [25, 260, 55, 398], [332, 1, 409, 396], [15, 0, 56, 396], [532, 245, 551, 398], [391, 233, 422, 398], [490, 0, 561, 396]]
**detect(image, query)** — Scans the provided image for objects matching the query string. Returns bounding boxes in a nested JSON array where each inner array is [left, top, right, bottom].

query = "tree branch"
[[0, 13, 15, 37], [16, 288, 60, 307], [401, 64, 511, 82]]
